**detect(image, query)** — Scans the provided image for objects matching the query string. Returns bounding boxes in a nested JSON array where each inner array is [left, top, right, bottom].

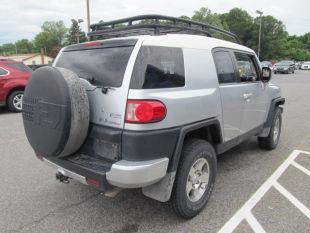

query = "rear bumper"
[[43, 158, 88, 185], [42, 156, 169, 190], [106, 158, 169, 188], [0, 101, 6, 107]]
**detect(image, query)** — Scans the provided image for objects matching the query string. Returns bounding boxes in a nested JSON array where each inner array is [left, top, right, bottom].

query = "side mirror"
[[262, 67, 272, 82]]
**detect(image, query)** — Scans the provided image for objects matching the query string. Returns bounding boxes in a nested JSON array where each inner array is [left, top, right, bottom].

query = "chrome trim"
[[106, 158, 169, 188], [43, 158, 88, 185]]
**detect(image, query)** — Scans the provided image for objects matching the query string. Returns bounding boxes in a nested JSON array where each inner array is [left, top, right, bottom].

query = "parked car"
[[0, 59, 32, 112], [261, 61, 273, 70], [274, 60, 295, 74], [300, 61, 310, 70], [22, 15, 284, 219]]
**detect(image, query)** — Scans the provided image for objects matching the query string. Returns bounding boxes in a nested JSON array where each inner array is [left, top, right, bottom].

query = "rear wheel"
[[171, 139, 217, 219], [8, 90, 24, 112], [258, 107, 282, 150]]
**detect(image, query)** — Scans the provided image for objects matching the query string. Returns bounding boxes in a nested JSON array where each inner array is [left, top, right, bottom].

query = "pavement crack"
[[7, 192, 101, 233]]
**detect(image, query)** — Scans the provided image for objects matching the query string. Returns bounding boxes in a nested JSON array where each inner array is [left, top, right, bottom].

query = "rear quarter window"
[[130, 46, 185, 89]]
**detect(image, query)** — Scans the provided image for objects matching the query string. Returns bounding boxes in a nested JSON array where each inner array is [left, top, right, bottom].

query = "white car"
[[301, 62, 310, 70]]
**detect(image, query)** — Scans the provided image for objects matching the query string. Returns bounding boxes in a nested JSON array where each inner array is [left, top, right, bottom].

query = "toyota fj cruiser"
[[22, 15, 285, 219]]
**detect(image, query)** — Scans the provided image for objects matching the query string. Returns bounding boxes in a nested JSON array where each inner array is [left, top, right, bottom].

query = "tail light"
[[86, 178, 100, 187], [83, 41, 102, 47], [125, 100, 166, 123]]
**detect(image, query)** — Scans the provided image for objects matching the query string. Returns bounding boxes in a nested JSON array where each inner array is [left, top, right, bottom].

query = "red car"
[[0, 59, 32, 112]]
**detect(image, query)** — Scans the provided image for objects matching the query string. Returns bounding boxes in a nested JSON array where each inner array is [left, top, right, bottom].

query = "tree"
[[0, 43, 16, 55], [191, 7, 229, 40], [15, 39, 34, 54], [34, 20, 68, 57], [253, 16, 288, 60], [220, 8, 254, 46], [66, 19, 87, 45], [192, 7, 228, 30]]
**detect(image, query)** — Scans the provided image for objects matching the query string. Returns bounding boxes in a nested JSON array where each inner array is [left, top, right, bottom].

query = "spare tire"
[[22, 66, 89, 158]]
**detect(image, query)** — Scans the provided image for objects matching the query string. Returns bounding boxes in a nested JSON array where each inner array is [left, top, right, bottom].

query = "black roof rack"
[[89, 14, 241, 44]]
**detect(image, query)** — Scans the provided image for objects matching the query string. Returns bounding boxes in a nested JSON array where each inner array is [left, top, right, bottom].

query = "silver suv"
[[22, 15, 285, 219]]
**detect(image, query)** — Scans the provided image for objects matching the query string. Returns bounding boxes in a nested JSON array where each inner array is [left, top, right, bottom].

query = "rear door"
[[213, 49, 244, 142], [233, 52, 269, 133], [55, 39, 141, 129]]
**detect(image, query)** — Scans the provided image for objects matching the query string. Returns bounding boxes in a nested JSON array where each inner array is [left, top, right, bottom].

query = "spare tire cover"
[[22, 66, 89, 158]]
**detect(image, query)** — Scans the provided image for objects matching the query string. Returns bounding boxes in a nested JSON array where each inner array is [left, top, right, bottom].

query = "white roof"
[[96, 34, 255, 54], [131, 34, 254, 53]]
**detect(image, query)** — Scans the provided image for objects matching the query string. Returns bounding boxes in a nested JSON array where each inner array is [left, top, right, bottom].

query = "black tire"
[[8, 90, 24, 112], [171, 139, 217, 219], [258, 107, 282, 150]]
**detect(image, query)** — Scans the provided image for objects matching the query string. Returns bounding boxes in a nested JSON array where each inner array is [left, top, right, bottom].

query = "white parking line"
[[273, 182, 310, 219], [291, 161, 310, 176], [218, 150, 310, 233], [245, 212, 266, 233]]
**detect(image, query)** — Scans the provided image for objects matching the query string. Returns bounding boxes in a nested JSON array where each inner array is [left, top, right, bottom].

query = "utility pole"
[[76, 19, 84, 43], [256, 10, 263, 60], [14, 44, 17, 54], [86, 0, 90, 40]]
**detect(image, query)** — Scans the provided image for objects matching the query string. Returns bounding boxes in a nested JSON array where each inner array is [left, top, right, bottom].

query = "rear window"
[[8, 63, 32, 73], [130, 46, 185, 89], [56, 46, 134, 87]]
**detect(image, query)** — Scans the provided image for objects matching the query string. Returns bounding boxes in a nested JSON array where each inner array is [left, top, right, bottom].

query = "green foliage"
[[191, 7, 229, 40], [182, 7, 309, 61], [66, 19, 87, 45], [0, 43, 16, 55], [15, 39, 34, 54], [220, 8, 253, 46], [33, 21, 67, 57], [253, 16, 288, 60], [192, 7, 228, 30]]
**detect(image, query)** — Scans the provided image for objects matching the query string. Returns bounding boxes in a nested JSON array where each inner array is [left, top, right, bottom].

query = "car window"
[[0, 67, 9, 76], [235, 53, 259, 82], [8, 63, 32, 73], [130, 46, 185, 89], [213, 51, 236, 84], [56, 46, 134, 87]]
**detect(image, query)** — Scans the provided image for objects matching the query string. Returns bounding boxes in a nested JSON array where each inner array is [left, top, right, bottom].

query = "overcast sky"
[[1, 0, 309, 44]]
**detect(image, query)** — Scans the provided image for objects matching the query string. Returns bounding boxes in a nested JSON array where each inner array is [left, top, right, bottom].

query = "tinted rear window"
[[130, 46, 185, 89], [56, 46, 134, 87], [8, 63, 32, 73]]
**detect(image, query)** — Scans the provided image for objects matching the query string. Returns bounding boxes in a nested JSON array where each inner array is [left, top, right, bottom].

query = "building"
[[3, 53, 53, 65]]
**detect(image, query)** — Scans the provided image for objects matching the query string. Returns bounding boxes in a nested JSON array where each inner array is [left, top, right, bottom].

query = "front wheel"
[[171, 139, 217, 219], [8, 90, 24, 112], [258, 107, 282, 150]]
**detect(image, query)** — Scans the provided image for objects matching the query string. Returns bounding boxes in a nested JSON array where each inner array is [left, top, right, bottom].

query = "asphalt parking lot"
[[1, 70, 310, 233]]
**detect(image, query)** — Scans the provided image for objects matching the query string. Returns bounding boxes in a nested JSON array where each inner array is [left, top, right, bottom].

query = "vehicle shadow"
[[0, 107, 13, 115]]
